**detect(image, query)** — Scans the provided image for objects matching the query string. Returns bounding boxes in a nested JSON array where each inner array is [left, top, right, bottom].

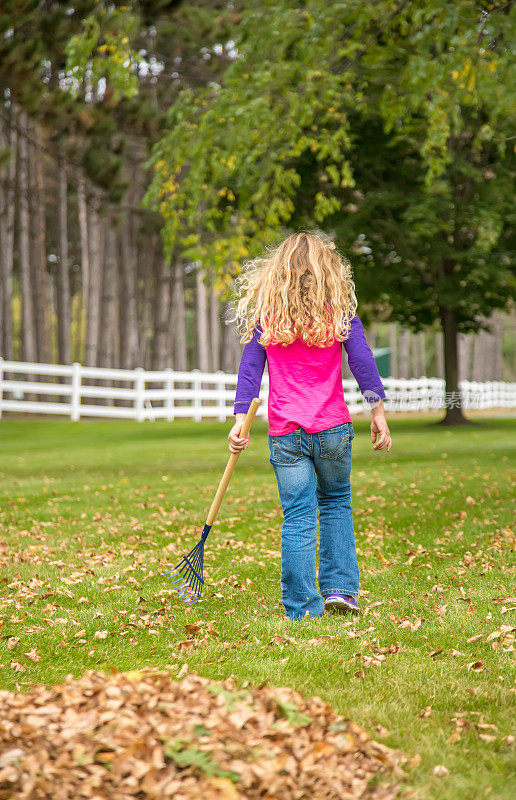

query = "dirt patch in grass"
[[0, 668, 404, 799]]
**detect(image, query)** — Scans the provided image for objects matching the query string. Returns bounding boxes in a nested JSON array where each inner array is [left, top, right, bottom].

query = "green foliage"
[[206, 684, 250, 710], [141, 0, 515, 334], [163, 739, 240, 782], [275, 698, 312, 728], [65, 4, 143, 102]]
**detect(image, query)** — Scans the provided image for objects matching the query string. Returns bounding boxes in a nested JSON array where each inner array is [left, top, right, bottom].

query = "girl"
[[228, 231, 391, 621]]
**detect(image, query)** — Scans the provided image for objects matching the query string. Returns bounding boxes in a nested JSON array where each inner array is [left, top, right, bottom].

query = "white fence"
[[0, 358, 515, 421]]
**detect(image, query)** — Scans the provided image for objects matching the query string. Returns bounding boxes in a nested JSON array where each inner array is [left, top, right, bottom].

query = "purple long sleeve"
[[233, 326, 267, 414], [343, 315, 387, 404], [233, 314, 386, 415]]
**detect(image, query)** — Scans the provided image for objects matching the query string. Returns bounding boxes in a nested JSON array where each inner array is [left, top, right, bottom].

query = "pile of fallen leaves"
[[0, 669, 404, 799]]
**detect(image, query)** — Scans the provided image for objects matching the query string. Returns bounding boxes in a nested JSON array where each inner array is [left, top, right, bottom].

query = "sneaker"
[[323, 594, 360, 614]]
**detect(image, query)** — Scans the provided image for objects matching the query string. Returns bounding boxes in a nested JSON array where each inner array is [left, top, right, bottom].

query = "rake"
[[165, 398, 261, 605]]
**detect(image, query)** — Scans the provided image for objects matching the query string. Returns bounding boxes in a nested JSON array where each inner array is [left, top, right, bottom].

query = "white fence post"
[[0, 357, 3, 419], [134, 368, 145, 422], [165, 368, 174, 421], [71, 362, 81, 421], [192, 369, 201, 422]]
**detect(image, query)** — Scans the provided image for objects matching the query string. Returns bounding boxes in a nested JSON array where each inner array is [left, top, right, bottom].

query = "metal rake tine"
[[177, 579, 197, 596], [165, 569, 182, 580], [173, 579, 192, 594], [164, 563, 185, 578], [167, 572, 188, 586], [180, 590, 197, 604], [186, 595, 201, 606]]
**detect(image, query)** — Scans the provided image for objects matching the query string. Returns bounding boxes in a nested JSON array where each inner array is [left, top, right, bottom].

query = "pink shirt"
[[266, 338, 352, 435], [233, 315, 387, 435]]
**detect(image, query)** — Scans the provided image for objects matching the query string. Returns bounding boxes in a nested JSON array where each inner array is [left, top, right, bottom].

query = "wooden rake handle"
[[205, 397, 261, 527]]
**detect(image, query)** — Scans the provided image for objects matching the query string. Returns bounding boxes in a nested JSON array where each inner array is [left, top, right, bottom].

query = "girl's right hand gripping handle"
[[205, 398, 260, 526]]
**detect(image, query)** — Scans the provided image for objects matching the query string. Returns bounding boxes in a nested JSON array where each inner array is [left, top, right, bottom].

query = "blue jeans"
[[268, 423, 358, 620]]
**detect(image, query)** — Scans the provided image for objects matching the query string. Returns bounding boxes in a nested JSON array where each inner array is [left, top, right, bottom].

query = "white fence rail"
[[0, 358, 515, 422]]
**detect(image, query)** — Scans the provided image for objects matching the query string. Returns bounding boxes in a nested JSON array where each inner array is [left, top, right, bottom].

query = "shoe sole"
[[324, 598, 360, 614]]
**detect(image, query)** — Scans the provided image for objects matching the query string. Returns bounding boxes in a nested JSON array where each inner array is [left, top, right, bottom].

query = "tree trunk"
[[18, 112, 37, 363], [76, 168, 90, 363], [491, 311, 503, 381], [0, 190, 4, 355], [388, 323, 397, 378], [398, 326, 410, 379], [196, 268, 210, 372], [367, 322, 376, 350], [0, 110, 17, 360], [458, 333, 472, 382], [138, 237, 156, 369], [56, 153, 71, 364], [438, 306, 469, 425], [31, 132, 50, 363], [85, 190, 103, 366], [1, 110, 17, 361], [221, 302, 242, 373], [472, 321, 490, 381], [171, 261, 187, 371], [410, 331, 419, 377], [435, 330, 444, 379], [419, 331, 426, 377], [98, 223, 118, 369], [151, 256, 171, 370], [209, 272, 220, 371], [119, 215, 139, 368]]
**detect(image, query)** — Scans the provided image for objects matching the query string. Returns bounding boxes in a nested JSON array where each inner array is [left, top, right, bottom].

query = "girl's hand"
[[228, 413, 249, 454], [371, 410, 392, 452]]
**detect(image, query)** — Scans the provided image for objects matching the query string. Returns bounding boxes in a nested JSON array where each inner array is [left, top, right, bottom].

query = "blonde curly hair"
[[234, 231, 357, 347]]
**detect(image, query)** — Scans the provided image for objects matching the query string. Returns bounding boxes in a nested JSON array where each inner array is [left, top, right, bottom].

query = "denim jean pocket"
[[269, 430, 302, 465], [318, 423, 354, 460]]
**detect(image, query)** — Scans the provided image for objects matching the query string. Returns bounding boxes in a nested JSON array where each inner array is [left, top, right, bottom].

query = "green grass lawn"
[[0, 415, 514, 799]]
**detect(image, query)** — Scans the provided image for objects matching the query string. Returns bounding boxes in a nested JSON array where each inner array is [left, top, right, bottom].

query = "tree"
[[145, 0, 515, 423], [18, 110, 37, 363], [0, 106, 17, 360]]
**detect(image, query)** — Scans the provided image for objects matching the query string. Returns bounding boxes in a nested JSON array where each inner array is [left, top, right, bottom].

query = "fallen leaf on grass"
[[376, 547, 392, 565], [24, 648, 40, 663], [375, 726, 390, 738], [428, 649, 443, 659], [486, 624, 515, 642], [398, 617, 423, 632], [177, 640, 196, 654], [7, 637, 19, 650], [184, 621, 203, 636], [466, 661, 485, 672], [467, 633, 482, 643], [433, 764, 449, 777], [268, 635, 298, 648], [305, 635, 338, 646]]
